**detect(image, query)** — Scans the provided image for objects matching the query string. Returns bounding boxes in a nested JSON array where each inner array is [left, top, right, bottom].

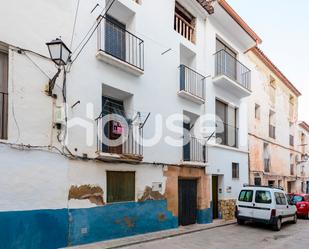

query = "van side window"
[[238, 190, 253, 202], [255, 191, 272, 204], [279, 193, 287, 205], [275, 192, 287, 205]]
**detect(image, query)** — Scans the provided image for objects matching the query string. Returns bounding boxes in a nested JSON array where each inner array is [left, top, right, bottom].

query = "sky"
[[228, 0, 309, 123]]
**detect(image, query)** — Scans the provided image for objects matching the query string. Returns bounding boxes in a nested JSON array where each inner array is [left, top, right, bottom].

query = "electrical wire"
[[70, 0, 117, 65], [70, 0, 81, 49], [24, 52, 51, 80]]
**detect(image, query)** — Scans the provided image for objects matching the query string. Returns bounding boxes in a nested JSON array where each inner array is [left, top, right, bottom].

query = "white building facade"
[[0, 0, 259, 248]]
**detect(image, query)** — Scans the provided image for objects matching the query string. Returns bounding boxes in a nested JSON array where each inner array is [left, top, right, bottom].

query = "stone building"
[[247, 47, 302, 193]]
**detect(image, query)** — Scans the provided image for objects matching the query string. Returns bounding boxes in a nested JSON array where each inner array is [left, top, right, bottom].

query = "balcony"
[[182, 136, 208, 165], [178, 65, 206, 104], [216, 123, 238, 148], [264, 159, 270, 173], [97, 16, 144, 76], [174, 13, 195, 43], [213, 50, 251, 98], [96, 117, 143, 162], [269, 125, 276, 139]]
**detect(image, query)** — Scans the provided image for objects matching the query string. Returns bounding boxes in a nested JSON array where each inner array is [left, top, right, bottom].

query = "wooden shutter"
[[107, 171, 135, 203], [0, 51, 8, 140]]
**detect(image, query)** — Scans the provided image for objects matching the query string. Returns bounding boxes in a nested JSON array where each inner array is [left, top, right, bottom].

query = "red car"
[[291, 194, 309, 219]]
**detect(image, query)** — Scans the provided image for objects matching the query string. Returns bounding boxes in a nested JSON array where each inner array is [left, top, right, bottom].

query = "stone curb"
[[67, 220, 236, 249]]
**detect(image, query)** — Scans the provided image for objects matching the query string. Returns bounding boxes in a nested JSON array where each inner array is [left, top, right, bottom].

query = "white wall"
[[0, 0, 255, 209]]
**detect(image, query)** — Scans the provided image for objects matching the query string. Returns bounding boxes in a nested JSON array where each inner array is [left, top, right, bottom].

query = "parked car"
[[235, 185, 297, 231], [291, 194, 309, 219]]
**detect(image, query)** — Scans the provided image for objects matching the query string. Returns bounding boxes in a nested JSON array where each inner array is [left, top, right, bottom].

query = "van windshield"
[[238, 190, 253, 202]]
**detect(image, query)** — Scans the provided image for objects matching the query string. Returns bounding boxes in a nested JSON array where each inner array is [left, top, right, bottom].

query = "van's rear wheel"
[[273, 218, 282, 231], [307, 212, 309, 220]]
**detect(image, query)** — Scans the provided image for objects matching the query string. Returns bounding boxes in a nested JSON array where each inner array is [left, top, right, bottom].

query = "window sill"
[[96, 50, 144, 76], [178, 90, 205, 104]]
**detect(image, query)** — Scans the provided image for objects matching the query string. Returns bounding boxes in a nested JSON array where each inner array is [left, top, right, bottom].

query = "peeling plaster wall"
[[0, 146, 176, 248]]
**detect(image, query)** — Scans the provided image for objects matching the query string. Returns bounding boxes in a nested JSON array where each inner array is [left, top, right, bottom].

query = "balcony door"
[[216, 39, 237, 80], [105, 15, 126, 61], [102, 96, 125, 155], [216, 99, 238, 147], [183, 122, 191, 161]]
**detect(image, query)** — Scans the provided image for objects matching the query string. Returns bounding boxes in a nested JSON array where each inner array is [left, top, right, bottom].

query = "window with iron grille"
[[232, 162, 239, 179], [107, 171, 135, 203], [0, 51, 8, 140]]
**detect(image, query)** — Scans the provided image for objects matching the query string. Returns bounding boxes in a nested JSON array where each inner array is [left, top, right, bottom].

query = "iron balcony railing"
[[264, 159, 271, 173], [183, 136, 208, 163], [215, 49, 251, 91], [96, 117, 143, 158], [269, 125, 276, 139], [0, 91, 8, 140], [97, 16, 144, 71], [216, 122, 238, 148], [179, 64, 206, 100]]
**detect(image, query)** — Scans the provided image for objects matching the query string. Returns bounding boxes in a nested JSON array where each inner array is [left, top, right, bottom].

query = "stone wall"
[[219, 199, 236, 220]]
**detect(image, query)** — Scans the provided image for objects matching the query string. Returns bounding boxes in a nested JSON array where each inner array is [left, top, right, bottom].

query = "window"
[[232, 163, 239, 179], [0, 51, 8, 140], [238, 190, 253, 202], [255, 191, 272, 204], [292, 195, 304, 203], [255, 104, 260, 120], [174, 2, 196, 42], [289, 134, 294, 146], [254, 177, 262, 186], [269, 75, 276, 105], [216, 99, 238, 148], [269, 110, 276, 139], [263, 143, 270, 172], [290, 154, 294, 175], [289, 94, 295, 120], [275, 192, 287, 205], [107, 171, 135, 203]]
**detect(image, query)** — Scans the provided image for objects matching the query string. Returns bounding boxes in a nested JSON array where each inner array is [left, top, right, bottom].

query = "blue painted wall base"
[[197, 202, 213, 224], [0, 200, 178, 249]]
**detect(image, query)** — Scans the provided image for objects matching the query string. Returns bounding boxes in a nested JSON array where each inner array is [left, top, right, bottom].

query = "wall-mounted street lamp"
[[46, 38, 71, 66], [45, 38, 72, 96]]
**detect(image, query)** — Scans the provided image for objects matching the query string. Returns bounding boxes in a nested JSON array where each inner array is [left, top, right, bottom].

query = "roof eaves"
[[217, 0, 262, 44], [252, 47, 302, 97]]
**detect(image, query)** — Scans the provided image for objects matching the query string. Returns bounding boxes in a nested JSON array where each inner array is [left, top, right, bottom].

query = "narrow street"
[[121, 220, 309, 249]]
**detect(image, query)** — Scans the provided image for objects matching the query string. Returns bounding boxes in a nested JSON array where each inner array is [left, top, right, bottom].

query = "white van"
[[235, 185, 297, 231]]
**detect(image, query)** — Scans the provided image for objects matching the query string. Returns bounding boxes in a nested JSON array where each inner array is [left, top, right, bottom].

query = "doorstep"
[[65, 219, 236, 249]]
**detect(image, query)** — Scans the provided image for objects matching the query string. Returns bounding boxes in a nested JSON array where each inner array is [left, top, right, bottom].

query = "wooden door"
[[212, 176, 219, 219], [178, 179, 197, 226]]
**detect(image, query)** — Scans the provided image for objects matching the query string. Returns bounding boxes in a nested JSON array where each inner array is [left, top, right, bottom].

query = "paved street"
[[121, 220, 309, 249]]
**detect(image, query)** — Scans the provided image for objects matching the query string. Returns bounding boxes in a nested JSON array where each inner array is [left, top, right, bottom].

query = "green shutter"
[[107, 171, 135, 203]]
